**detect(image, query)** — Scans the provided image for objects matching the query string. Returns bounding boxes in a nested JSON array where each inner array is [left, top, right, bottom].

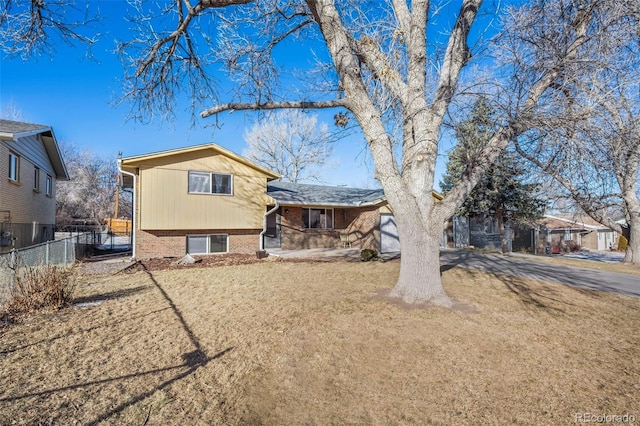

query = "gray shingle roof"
[[0, 119, 69, 180], [0, 119, 50, 135], [267, 181, 384, 207]]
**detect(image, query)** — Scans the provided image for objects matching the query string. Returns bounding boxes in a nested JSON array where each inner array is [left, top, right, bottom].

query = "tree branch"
[[431, 0, 481, 121], [200, 99, 348, 117]]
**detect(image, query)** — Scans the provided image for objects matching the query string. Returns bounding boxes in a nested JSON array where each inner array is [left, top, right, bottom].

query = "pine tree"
[[441, 98, 546, 253]]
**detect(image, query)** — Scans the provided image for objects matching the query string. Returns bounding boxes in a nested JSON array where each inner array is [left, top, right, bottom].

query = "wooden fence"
[[105, 218, 132, 236]]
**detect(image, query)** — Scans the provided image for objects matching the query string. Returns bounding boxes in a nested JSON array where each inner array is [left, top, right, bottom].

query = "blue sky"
[[0, 1, 465, 189]]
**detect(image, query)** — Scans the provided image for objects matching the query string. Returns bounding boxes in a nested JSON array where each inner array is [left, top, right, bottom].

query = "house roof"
[[266, 181, 385, 207], [120, 143, 280, 179], [540, 214, 609, 231], [0, 119, 69, 180], [267, 181, 444, 208]]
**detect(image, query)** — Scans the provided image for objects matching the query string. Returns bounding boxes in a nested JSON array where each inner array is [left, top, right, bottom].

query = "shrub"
[[1, 263, 76, 323], [618, 235, 628, 252], [360, 249, 379, 262]]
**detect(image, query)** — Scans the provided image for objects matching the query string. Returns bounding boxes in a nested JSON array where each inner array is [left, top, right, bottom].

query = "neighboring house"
[[535, 214, 617, 253], [120, 143, 442, 259], [0, 120, 69, 251], [444, 214, 513, 252]]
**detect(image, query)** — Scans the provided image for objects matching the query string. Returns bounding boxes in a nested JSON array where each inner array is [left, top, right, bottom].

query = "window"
[[8, 152, 19, 181], [45, 175, 52, 196], [188, 171, 232, 195], [302, 208, 334, 229], [186, 234, 228, 254], [33, 167, 40, 191]]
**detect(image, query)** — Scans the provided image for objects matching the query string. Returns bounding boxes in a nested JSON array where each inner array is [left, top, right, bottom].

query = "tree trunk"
[[623, 220, 640, 265], [496, 204, 508, 254], [388, 219, 452, 307]]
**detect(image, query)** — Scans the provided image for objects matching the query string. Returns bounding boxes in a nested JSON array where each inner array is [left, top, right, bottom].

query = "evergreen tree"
[[441, 98, 546, 253]]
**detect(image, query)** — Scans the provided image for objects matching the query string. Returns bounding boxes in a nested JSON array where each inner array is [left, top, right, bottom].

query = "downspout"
[[117, 159, 136, 260], [260, 203, 280, 251]]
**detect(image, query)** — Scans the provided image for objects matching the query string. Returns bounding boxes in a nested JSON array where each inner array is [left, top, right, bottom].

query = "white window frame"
[[33, 167, 40, 191], [188, 171, 233, 195], [302, 208, 334, 229], [8, 152, 19, 182], [45, 175, 53, 197], [186, 234, 229, 254]]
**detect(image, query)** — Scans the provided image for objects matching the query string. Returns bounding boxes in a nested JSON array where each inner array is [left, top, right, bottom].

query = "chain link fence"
[[0, 233, 97, 305]]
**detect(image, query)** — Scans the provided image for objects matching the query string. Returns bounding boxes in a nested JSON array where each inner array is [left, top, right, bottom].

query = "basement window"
[[186, 234, 228, 254]]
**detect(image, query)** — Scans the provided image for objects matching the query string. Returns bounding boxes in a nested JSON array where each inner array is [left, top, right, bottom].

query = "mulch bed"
[[123, 253, 361, 273]]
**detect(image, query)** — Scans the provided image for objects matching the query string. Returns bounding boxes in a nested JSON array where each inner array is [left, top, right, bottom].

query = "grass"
[[515, 253, 640, 276], [0, 259, 639, 425]]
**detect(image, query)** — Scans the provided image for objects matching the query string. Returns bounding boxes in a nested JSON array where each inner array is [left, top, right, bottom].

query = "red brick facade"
[[136, 228, 261, 259], [279, 206, 382, 251]]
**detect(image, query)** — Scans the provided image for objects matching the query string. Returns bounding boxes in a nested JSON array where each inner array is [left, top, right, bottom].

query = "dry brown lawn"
[[518, 253, 640, 276], [1, 258, 639, 425]]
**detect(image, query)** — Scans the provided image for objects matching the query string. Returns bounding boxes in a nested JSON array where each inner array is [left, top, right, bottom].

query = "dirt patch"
[[0, 262, 638, 425]]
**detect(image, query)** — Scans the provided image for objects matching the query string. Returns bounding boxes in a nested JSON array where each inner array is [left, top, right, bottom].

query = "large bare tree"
[[56, 143, 123, 226], [243, 110, 337, 183], [514, 51, 640, 264]]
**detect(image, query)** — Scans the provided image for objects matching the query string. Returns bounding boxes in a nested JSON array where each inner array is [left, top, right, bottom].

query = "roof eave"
[[122, 143, 280, 179], [40, 130, 70, 180]]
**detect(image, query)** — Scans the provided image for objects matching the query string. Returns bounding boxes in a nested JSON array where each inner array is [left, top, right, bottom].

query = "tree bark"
[[387, 210, 452, 307], [623, 220, 640, 265]]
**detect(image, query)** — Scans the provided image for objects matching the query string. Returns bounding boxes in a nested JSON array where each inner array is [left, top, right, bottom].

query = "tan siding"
[[136, 150, 271, 230], [0, 140, 56, 225]]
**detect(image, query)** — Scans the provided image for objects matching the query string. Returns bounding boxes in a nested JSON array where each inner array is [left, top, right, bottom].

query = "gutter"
[[117, 159, 137, 260], [260, 203, 279, 251]]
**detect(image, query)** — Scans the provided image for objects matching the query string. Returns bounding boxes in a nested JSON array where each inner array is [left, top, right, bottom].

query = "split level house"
[[119, 143, 442, 259], [0, 119, 69, 251]]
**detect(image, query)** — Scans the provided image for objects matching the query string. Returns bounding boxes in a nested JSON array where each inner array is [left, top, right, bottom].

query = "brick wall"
[[279, 206, 381, 251], [136, 229, 261, 259]]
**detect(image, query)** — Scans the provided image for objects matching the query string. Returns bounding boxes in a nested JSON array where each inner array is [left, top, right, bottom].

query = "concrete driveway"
[[440, 249, 640, 298]]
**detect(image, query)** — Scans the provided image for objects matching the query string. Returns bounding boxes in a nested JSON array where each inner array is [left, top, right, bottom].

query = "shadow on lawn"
[[440, 250, 578, 313], [490, 272, 569, 314], [0, 265, 234, 425], [0, 307, 170, 355], [73, 285, 151, 305], [86, 264, 234, 425]]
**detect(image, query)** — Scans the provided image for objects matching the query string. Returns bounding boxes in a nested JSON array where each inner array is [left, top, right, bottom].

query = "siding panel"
[[137, 151, 271, 230]]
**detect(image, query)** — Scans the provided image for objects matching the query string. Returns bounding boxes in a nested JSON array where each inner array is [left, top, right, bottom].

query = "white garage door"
[[380, 214, 401, 253]]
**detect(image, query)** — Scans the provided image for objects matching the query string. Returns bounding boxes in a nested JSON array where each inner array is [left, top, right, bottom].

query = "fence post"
[[45, 240, 50, 265], [9, 249, 16, 289]]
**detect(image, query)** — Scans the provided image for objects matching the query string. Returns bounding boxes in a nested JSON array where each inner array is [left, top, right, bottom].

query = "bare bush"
[[1, 263, 76, 323]]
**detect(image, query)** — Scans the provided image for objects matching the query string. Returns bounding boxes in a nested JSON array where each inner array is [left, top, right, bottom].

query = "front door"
[[263, 207, 281, 249]]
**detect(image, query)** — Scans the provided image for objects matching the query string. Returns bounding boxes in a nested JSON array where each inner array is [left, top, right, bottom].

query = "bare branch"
[[0, 0, 100, 59], [201, 99, 347, 117]]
